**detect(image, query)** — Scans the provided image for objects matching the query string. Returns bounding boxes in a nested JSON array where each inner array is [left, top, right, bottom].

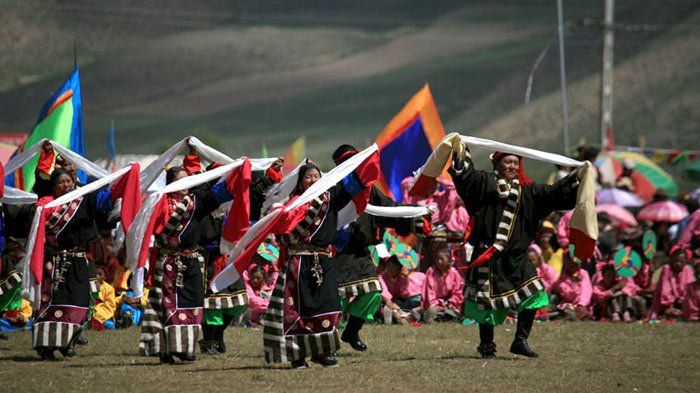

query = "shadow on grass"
[[63, 360, 163, 367], [1, 355, 44, 362], [187, 364, 278, 372]]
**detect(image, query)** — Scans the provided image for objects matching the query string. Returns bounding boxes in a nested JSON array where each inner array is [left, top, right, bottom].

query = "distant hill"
[[0, 0, 698, 190]]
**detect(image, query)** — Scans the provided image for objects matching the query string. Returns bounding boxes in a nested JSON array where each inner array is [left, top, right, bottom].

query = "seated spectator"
[[379, 255, 425, 324], [648, 246, 696, 321], [552, 251, 592, 320], [0, 299, 33, 333], [422, 248, 464, 322], [592, 263, 645, 322], [243, 243, 279, 326], [90, 267, 117, 330], [682, 260, 700, 322], [529, 244, 558, 292], [537, 221, 564, 276], [112, 268, 149, 328]]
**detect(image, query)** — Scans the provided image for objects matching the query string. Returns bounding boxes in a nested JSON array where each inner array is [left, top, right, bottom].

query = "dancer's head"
[[50, 168, 75, 197], [292, 162, 321, 196]]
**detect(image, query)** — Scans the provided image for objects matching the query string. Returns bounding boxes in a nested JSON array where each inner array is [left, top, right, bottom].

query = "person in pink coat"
[[591, 263, 644, 322], [528, 244, 558, 293], [422, 248, 464, 322], [648, 246, 696, 321], [551, 251, 592, 320], [681, 261, 700, 322], [379, 255, 425, 324], [677, 208, 700, 251], [401, 176, 467, 230], [243, 248, 280, 326]]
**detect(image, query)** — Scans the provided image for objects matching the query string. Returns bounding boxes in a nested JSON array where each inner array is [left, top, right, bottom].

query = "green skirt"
[[204, 305, 247, 326], [464, 290, 548, 326], [340, 291, 382, 322]]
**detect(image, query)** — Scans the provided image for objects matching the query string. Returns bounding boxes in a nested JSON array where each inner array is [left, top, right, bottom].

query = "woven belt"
[[287, 245, 334, 257], [159, 248, 200, 257], [46, 249, 87, 258]]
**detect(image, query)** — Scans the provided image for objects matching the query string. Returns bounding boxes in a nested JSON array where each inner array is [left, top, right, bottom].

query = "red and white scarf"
[[21, 163, 141, 308], [210, 144, 382, 292], [410, 133, 597, 261], [126, 159, 253, 298]]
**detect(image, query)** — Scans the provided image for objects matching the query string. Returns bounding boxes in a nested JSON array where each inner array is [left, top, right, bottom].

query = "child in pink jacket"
[[649, 246, 696, 321], [592, 263, 644, 322], [243, 245, 280, 326], [682, 261, 700, 322], [379, 255, 425, 324], [422, 248, 464, 322], [552, 253, 592, 320]]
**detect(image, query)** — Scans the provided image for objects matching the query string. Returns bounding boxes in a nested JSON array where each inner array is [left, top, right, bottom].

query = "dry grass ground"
[[1, 321, 699, 393]]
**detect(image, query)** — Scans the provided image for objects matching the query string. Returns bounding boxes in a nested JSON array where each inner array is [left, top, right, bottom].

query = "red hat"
[[490, 151, 533, 186], [669, 244, 692, 260]]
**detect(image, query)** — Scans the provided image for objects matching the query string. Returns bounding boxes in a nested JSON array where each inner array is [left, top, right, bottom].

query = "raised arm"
[[448, 151, 499, 216], [530, 171, 580, 220]]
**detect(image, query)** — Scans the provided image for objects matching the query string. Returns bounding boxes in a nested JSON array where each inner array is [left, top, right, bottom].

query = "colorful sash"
[[45, 197, 83, 246]]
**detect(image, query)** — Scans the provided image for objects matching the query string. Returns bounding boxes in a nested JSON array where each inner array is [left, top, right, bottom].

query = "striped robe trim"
[[338, 278, 382, 299], [204, 290, 249, 310], [0, 271, 22, 296], [33, 321, 79, 349]]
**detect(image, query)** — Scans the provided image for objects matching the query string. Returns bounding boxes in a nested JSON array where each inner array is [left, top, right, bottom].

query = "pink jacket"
[[633, 262, 654, 290], [400, 177, 465, 228], [649, 264, 696, 319], [591, 274, 640, 308], [445, 206, 469, 233], [537, 263, 558, 294], [379, 271, 425, 302], [421, 266, 464, 311], [678, 209, 700, 250], [243, 270, 278, 322], [552, 268, 592, 308], [682, 281, 700, 322]]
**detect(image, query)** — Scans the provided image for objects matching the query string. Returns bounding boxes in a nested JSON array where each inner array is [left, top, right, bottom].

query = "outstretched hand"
[[272, 157, 284, 171]]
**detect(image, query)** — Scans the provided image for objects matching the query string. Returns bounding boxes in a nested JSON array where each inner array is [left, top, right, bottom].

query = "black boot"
[[199, 324, 220, 355], [59, 346, 76, 358], [0, 330, 8, 340], [291, 358, 309, 369], [218, 313, 238, 353], [160, 353, 175, 364], [310, 352, 339, 367], [75, 334, 88, 345], [37, 347, 57, 361], [173, 352, 196, 362], [341, 316, 367, 352], [477, 323, 496, 359], [510, 308, 539, 358]]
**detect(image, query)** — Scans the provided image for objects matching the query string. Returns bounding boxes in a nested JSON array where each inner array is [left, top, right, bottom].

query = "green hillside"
[[0, 1, 698, 187]]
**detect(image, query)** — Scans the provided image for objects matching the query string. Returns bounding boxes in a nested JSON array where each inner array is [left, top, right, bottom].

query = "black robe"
[[334, 186, 413, 298], [449, 165, 579, 309]]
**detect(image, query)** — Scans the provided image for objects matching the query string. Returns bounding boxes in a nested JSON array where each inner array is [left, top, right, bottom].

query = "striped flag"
[[374, 84, 445, 201], [6, 68, 86, 190]]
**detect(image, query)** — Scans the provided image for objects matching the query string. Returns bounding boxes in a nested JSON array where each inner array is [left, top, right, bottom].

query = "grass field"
[[2, 322, 699, 392]]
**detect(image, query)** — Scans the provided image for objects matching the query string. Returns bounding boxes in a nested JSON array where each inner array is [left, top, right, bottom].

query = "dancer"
[[139, 163, 249, 364], [262, 159, 378, 368], [28, 166, 138, 360], [331, 144, 427, 351], [448, 143, 588, 359]]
